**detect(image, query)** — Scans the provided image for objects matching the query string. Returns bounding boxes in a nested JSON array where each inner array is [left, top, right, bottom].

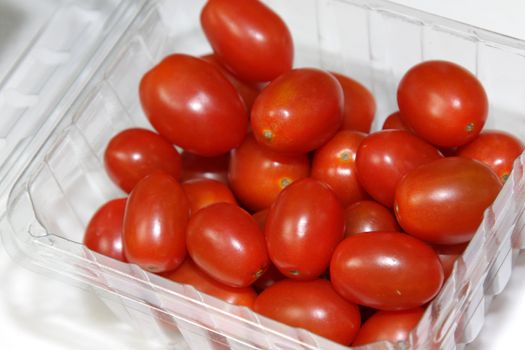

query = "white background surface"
[[1, 0, 525, 349]]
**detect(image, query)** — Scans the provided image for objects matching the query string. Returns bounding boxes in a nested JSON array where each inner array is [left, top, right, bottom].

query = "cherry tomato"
[[457, 130, 524, 182], [123, 172, 189, 273], [433, 242, 468, 279], [251, 68, 343, 154], [266, 178, 344, 280], [352, 307, 425, 346], [229, 134, 309, 211], [382, 111, 410, 131], [254, 279, 361, 345], [200, 0, 293, 83], [356, 130, 443, 207], [397, 60, 488, 147], [330, 232, 444, 310], [84, 198, 127, 262], [395, 157, 502, 245], [180, 151, 230, 184], [182, 178, 237, 214], [343, 200, 400, 238], [162, 259, 257, 308], [311, 130, 367, 207], [332, 73, 376, 133], [186, 203, 269, 287], [104, 128, 182, 193], [139, 54, 247, 156]]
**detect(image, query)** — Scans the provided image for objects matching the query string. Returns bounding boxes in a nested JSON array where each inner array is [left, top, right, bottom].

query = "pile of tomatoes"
[[83, 0, 524, 347]]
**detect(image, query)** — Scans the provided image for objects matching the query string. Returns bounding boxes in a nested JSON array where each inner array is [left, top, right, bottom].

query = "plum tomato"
[[397, 60, 488, 147], [330, 232, 444, 310], [139, 54, 247, 156], [352, 307, 425, 346], [200, 0, 293, 83], [311, 130, 368, 207], [356, 129, 443, 207], [254, 279, 361, 345], [382, 111, 410, 131], [332, 72, 376, 133], [104, 128, 182, 193], [251, 68, 343, 154], [433, 242, 468, 279], [229, 134, 309, 211], [84, 198, 127, 262], [123, 172, 189, 273], [343, 200, 400, 238], [457, 130, 524, 182], [395, 157, 502, 245], [182, 178, 237, 214], [162, 259, 257, 308], [180, 151, 230, 184], [265, 178, 345, 280], [186, 203, 269, 288]]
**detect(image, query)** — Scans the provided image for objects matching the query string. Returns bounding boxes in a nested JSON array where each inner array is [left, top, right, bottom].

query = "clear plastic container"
[[1, 0, 525, 349]]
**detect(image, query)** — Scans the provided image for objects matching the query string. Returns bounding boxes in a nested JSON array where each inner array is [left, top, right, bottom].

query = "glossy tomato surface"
[[123, 172, 189, 273], [330, 232, 444, 310], [186, 203, 269, 287], [182, 178, 237, 214], [139, 54, 247, 156], [343, 200, 400, 238], [163, 259, 257, 308], [266, 178, 344, 280], [397, 60, 488, 147], [251, 68, 343, 154], [395, 157, 502, 245], [356, 130, 443, 207], [104, 128, 182, 193], [352, 307, 425, 346], [84, 198, 127, 262], [180, 151, 230, 184], [254, 279, 361, 345], [200, 0, 293, 83], [311, 130, 368, 207], [382, 111, 410, 131], [229, 134, 309, 211]]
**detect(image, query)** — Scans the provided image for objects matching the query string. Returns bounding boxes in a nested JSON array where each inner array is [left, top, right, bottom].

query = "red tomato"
[[433, 242, 468, 279], [397, 60, 488, 147], [123, 172, 189, 273], [252, 209, 269, 231], [343, 200, 400, 238], [266, 178, 344, 280], [84, 198, 127, 262], [382, 111, 410, 131], [186, 203, 269, 287], [252, 263, 286, 293], [180, 151, 229, 184], [311, 130, 367, 207], [229, 134, 309, 211], [332, 73, 376, 133], [457, 130, 524, 182], [352, 307, 425, 346], [251, 68, 343, 154], [104, 128, 182, 193], [330, 232, 444, 310], [395, 157, 502, 245], [200, 0, 293, 83], [139, 54, 247, 156], [162, 259, 257, 308], [182, 178, 237, 214], [254, 279, 361, 345], [356, 130, 443, 207]]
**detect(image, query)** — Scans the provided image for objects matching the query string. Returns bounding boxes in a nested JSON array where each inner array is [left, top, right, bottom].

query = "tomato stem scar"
[[263, 130, 273, 141], [280, 178, 291, 188], [465, 122, 475, 133], [289, 270, 300, 276]]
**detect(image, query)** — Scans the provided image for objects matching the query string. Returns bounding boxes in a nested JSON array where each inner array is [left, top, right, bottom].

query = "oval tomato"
[[266, 178, 344, 280], [229, 134, 309, 211], [251, 68, 343, 154], [200, 0, 293, 83], [343, 200, 400, 238], [182, 178, 237, 214], [330, 232, 444, 310], [104, 128, 182, 193], [356, 129, 443, 207], [186, 203, 269, 287], [139, 54, 247, 156], [397, 60, 488, 147], [311, 130, 368, 207], [382, 111, 410, 131], [123, 172, 189, 273], [254, 279, 361, 345], [84, 198, 127, 262], [180, 151, 230, 184], [394, 157, 502, 245]]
